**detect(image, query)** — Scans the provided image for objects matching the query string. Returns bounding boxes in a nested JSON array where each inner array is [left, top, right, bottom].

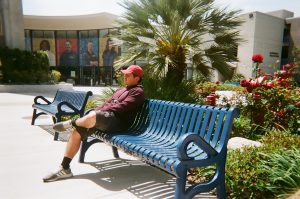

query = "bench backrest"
[[52, 89, 93, 111], [131, 99, 239, 152]]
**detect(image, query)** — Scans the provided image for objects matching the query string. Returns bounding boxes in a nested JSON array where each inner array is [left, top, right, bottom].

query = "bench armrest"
[[177, 133, 218, 161], [57, 101, 80, 113], [34, 96, 51, 105]]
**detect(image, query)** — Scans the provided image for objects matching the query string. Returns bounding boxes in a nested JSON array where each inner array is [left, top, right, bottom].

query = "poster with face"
[[99, 29, 121, 67], [79, 30, 99, 67], [56, 31, 78, 67], [32, 30, 56, 66]]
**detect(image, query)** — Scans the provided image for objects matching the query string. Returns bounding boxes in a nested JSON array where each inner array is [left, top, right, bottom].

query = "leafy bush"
[[225, 131, 300, 199], [229, 73, 245, 82], [226, 147, 270, 199], [239, 60, 300, 135], [195, 82, 246, 99], [232, 116, 252, 138], [195, 82, 219, 98], [244, 86, 300, 135], [188, 130, 300, 198], [142, 71, 197, 103], [0, 47, 50, 83], [49, 70, 61, 83]]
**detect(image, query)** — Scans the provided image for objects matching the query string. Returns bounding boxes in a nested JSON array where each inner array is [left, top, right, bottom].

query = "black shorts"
[[75, 110, 123, 141]]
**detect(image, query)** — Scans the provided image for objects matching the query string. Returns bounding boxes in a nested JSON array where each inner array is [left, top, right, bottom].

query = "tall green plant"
[[115, 0, 243, 84], [259, 149, 300, 198]]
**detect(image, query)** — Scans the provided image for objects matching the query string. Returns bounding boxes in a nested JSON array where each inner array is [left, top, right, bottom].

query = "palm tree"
[[115, 0, 243, 84]]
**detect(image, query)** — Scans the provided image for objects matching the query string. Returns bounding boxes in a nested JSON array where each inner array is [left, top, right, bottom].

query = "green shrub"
[[0, 47, 50, 84], [244, 87, 300, 135], [225, 131, 300, 198], [260, 130, 300, 149], [195, 82, 246, 99], [142, 71, 197, 103], [189, 130, 300, 198], [232, 116, 252, 138], [195, 82, 218, 98], [228, 73, 245, 82], [49, 70, 61, 83], [226, 147, 270, 199]]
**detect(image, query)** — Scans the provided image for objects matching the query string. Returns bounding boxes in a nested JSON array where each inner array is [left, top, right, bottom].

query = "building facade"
[[237, 10, 299, 79], [1, 0, 299, 84]]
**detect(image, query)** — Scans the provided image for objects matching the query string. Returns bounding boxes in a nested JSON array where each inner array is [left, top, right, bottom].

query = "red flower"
[[265, 82, 274, 89], [252, 92, 261, 100], [252, 54, 264, 63], [240, 79, 249, 87]]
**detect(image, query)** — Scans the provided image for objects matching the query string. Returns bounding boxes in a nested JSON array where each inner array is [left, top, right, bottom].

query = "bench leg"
[[53, 132, 59, 141], [53, 116, 61, 141], [175, 176, 187, 199], [31, 110, 46, 125], [216, 164, 226, 199], [112, 146, 119, 158], [216, 182, 226, 199], [31, 109, 37, 125], [52, 116, 56, 124], [79, 138, 102, 163]]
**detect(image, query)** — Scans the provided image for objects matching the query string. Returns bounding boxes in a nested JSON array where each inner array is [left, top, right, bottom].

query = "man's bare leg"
[[43, 128, 82, 182], [64, 128, 82, 158]]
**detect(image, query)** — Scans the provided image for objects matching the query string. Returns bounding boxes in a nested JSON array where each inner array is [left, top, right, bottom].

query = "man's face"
[[41, 42, 48, 51], [87, 42, 93, 51], [108, 41, 113, 50], [123, 73, 139, 86], [65, 41, 72, 51]]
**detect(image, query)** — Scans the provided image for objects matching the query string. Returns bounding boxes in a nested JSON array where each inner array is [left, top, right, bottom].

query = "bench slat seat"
[[32, 89, 93, 140], [79, 99, 238, 199]]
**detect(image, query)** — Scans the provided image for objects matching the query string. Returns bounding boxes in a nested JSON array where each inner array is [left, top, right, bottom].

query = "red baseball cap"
[[121, 65, 144, 78]]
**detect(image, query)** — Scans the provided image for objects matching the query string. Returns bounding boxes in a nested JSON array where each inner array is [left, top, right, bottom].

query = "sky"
[[22, 0, 300, 17]]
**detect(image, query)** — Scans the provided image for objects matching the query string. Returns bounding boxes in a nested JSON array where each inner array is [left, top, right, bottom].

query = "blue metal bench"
[[31, 89, 93, 140], [79, 99, 239, 199]]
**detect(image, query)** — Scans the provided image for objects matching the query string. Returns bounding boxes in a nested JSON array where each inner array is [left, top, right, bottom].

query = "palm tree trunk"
[[166, 65, 185, 85]]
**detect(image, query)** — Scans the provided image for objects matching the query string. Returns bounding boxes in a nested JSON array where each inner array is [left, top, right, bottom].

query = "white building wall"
[[236, 13, 256, 78], [253, 12, 285, 75], [237, 11, 287, 78]]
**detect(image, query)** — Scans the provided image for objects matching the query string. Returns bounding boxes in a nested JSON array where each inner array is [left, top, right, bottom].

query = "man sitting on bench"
[[43, 65, 145, 182]]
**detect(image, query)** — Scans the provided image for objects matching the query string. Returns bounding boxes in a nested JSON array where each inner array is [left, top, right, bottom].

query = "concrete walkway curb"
[[0, 83, 73, 94]]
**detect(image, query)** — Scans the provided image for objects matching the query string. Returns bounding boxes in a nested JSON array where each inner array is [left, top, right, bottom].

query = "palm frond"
[[114, 0, 243, 81]]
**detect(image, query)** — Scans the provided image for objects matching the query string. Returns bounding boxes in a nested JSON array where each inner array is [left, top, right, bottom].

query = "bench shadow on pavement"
[[73, 159, 216, 199], [38, 124, 70, 142]]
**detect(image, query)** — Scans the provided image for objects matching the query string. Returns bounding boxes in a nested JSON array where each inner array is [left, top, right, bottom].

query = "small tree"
[[115, 0, 243, 85]]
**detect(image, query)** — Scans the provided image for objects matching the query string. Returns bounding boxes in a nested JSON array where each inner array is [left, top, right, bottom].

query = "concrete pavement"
[[0, 89, 215, 199]]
